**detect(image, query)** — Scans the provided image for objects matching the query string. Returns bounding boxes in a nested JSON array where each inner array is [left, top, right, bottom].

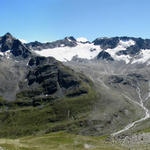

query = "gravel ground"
[[110, 133, 150, 150]]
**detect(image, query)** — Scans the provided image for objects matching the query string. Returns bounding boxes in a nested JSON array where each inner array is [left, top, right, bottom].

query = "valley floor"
[[0, 132, 126, 150], [1, 132, 150, 150]]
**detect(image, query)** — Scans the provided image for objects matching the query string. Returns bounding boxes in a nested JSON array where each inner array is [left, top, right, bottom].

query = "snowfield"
[[105, 40, 135, 64], [132, 49, 150, 64], [34, 38, 150, 65], [35, 42, 102, 61]]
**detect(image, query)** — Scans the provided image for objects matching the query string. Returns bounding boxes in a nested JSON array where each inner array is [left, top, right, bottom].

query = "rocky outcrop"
[[93, 36, 150, 57], [93, 37, 119, 49], [17, 56, 88, 99], [97, 51, 114, 61], [0, 33, 31, 58], [26, 36, 77, 50]]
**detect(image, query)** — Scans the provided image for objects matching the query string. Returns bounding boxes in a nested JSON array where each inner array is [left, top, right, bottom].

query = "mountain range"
[[0, 33, 90, 101], [27, 35, 150, 65], [0, 33, 150, 149]]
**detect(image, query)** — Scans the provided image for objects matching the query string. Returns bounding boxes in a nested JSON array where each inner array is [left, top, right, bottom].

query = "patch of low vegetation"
[[0, 80, 98, 138], [0, 132, 127, 150]]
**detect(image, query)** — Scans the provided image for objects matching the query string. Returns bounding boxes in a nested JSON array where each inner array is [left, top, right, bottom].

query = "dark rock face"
[[0, 33, 14, 52], [0, 33, 31, 58], [108, 73, 148, 88], [26, 36, 77, 50], [93, 36, 150, 57], [93, 37, 120, 49], [11, 40, 31, 58], [20, 56, 85, 98], [120, 38, 150, 56], [116, 50, 128, 56], [109, 75, 124, 83], [127, 73, 148, 82], [28, 56, 57, 67], [97, 51, 114, 61], [58, 67, 79, 89], [27, 57, 60, 95]]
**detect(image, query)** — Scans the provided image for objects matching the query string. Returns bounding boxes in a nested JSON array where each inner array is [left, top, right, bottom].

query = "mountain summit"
[[0, 33, 31, 58]]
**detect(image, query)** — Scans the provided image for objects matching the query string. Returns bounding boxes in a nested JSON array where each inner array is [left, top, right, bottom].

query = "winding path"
[[112, 82, 150, 136]]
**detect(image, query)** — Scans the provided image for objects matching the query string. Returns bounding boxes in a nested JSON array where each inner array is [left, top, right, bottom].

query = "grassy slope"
[[0, 80, 98, 138], [0, 132, 127, 150]]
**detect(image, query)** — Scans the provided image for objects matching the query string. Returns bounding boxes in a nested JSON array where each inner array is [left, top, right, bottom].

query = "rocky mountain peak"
[[0, 33, 31, 58], [27, 36, 77, 50], [65, 36, 76, 42], [4, 32, 14, 38], [97, 50, 114, 61], [0, 33, 15, 52]]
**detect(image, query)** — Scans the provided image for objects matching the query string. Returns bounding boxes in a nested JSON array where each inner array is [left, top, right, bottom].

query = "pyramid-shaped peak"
[[2, 32, 15, 41], [4, 32, 13, 37], [65, 36, 76, 41], [5, 32, 12, 36]]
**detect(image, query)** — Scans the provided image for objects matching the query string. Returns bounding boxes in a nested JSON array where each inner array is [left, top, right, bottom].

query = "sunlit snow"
[[35, 43, 102, 61], [34, 39, 145, 64], [132, 49, 150, 64], [0, 52, 4, 56], [0, 50, 11, 59], [105, 40, 135, 63]]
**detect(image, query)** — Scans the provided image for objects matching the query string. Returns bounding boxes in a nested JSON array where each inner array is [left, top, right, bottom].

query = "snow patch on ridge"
[[35, 43, 102, 62], [0, 52, 4, 56], [0, 50, 11, 59], [119, 40, 135, 48], [77, 37, 88, 43], [66, 37, 72, 42], [105, 40, 135, 63], [132, 49, 150, 64], [5, 50, 11, 59]]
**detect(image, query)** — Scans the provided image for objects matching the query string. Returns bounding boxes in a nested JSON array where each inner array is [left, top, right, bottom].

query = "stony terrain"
[[65, 60, 150, 149]]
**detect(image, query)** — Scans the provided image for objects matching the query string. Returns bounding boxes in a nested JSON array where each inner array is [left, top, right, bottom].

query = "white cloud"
[[19, 39, 27, 43]]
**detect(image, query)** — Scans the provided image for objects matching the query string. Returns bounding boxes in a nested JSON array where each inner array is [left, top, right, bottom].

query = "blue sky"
[[1, 0, 150, 42]]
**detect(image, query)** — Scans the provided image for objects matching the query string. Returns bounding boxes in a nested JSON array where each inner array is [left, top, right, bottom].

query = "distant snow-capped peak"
[[77, 37, 88, 43]]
